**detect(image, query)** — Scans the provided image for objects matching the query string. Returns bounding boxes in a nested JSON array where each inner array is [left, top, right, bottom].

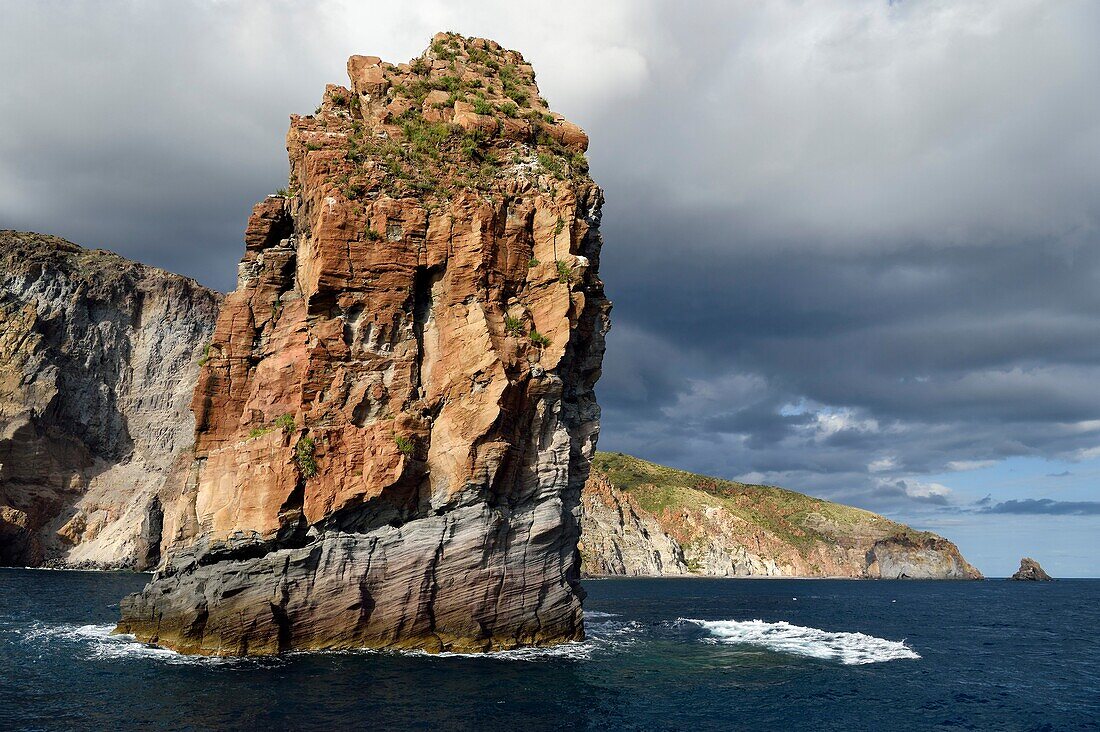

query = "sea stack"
[[1011, 557, 1052, 581], [116, 33, 610, 655]]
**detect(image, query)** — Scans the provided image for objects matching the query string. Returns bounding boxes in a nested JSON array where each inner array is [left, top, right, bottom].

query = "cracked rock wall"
[[118, 33, 610, 655]]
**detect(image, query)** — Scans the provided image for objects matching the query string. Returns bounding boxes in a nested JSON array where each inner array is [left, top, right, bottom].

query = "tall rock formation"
[[581, 453, 982, 579], [0, 232, 220, 568], [117, 34, 610, 655]]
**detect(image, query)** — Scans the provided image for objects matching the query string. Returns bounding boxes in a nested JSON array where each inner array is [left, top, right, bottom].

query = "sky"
[[2, 0, 1098, 576]]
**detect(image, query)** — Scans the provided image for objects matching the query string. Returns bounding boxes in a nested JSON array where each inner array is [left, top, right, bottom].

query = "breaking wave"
[[680, 618, 920, 665], [13, 616, 913, 667], [12, 616, 646, 665], [15, 623, 271, 666], [584, 610, 620, 619]]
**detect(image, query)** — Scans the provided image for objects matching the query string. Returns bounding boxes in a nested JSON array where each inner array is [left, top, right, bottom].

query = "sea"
[[1, 569, 1096, 731]]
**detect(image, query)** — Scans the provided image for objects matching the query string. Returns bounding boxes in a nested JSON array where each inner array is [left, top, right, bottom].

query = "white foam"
[[680, 618, 920, 665], [314, 620, 644, 663], [16, 623, 262, 666], [404, 641, 594, 662], [584, 610, 620, 619], [12, 616, 644, 665]]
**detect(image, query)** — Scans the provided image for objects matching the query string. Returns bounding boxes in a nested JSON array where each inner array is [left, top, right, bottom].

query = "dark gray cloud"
[[983, 499, 1100, 516], [3, 1, 1100, 521]]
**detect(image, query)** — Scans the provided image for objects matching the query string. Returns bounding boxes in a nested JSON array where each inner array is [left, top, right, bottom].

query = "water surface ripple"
[[1, 569, 1096, 731]]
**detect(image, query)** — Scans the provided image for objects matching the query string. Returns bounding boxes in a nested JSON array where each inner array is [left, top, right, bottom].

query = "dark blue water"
[[1, 570, 1096, 731]]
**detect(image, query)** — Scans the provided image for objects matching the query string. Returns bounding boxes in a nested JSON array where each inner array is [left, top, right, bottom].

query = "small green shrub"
[[274, 187, 289, 197], [296, 436, 318, 478], [431, 40, 458, 61], [556, 260, 573, 283], [275, 414, 296, 433], [431, 75, 462, 92], [197, 344, 213, 366], [306, 142, 322, 152], [460, 129, 487, 160], [529, 330, 551, 348], [499, 102, 519, 118], [472, 98, 494, 115], [331, 92, 348, 106], [504, 315, 525, 336], [528, 256, 539, 268], [538, 152, 562, 176], [364, 228, 382, 241], [394, 433, 415, 457], [248, 426, 274, 440]]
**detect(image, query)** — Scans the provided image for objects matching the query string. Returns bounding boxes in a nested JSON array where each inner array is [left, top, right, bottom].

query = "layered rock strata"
[[0, 232, 220, 568], [580, 453, 982, 579], [117, 33, 610, 655]]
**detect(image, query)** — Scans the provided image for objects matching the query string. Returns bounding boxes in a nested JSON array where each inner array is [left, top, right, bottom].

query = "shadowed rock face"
[[117, 33, 610, 655], [581, 453, 983, 580], [0, 232, 220, 568], [1011, 557, 1052, 581]]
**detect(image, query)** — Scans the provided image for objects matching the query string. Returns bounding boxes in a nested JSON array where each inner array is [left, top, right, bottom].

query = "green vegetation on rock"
[[591, 451, 925, 551]]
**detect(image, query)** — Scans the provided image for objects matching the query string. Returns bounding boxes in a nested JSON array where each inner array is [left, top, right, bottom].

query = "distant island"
[[581, 452, 981, 579]]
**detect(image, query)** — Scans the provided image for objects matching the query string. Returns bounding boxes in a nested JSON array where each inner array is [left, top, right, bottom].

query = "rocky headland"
[[0, 232, 220, 568], [115, 33, 610, 655], [1011, 557, 1052, 580], [580, 452, 982, 579]]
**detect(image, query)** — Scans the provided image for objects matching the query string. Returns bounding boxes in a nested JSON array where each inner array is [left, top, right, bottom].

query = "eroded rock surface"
[[118, 33, 610, 655], [581, 453, 982, 579], [579, 471, 687, 576], [0, 232, 220, 568]]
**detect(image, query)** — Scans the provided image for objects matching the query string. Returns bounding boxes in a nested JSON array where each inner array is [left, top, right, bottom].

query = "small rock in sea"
[[1010, 557, 1052, 581]]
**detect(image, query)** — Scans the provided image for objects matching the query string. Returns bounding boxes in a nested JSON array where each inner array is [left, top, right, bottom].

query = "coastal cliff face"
[[580, 453, 982, 579], [0, 232, 220, 568], [117, 33, 610, 655]]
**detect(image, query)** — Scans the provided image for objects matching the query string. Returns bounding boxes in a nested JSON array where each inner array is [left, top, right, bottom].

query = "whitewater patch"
[[322, 619, 644, 663], [680, 618, 920, 665], [15, 623, 273, 667], [13, 617, 645, 665]]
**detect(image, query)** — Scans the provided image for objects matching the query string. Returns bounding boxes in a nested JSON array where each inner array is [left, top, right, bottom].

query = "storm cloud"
[[3, 1, 1099, 537]]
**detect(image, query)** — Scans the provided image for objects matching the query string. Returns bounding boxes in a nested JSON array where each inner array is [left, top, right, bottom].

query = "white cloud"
[[868, 457, 898, 473], [903, 480, 953, 500], [810, 408, 879, 440], [946, 460, 997, 472]]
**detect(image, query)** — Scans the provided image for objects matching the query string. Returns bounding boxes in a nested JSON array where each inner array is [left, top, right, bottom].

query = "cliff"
[[116, 33, 610, 655], [0, 231, 220, 568], [580, 453, 982, 579]]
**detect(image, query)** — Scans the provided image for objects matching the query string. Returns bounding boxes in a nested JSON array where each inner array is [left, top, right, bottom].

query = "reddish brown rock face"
[[118, 33, 610, 655]]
